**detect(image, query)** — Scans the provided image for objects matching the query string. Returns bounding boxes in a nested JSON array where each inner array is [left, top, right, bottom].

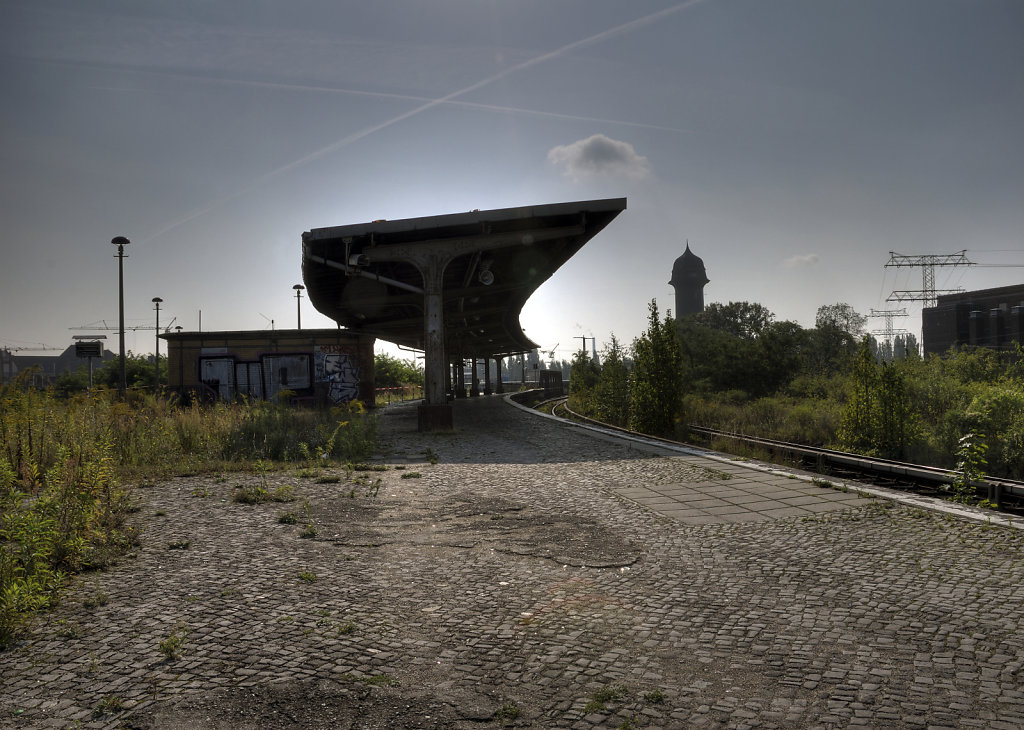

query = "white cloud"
[[783, 253, 820, 268], [548, 134, 651, 181]]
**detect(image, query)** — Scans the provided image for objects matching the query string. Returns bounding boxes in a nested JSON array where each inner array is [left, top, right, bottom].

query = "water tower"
[[669, 243, 709, 316]]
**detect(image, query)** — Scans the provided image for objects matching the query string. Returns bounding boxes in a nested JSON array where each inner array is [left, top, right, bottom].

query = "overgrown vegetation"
[[0, 373, 378, 649], [570, 299, 1024, 486]]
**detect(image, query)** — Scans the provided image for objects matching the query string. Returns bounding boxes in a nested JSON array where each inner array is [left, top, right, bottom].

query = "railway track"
[[545, 397, 1024, 515]]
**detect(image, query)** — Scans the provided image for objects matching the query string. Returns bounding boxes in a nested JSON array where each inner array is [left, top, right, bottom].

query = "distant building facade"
[[160, 329, 376, 407], [3, 344, 114, 387], [669, 243, 709, 317], [922, 284, 1024, 355]]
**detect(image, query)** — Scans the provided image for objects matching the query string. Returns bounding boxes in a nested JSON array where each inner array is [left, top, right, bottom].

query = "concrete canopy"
[[301, 198, 627, 359]]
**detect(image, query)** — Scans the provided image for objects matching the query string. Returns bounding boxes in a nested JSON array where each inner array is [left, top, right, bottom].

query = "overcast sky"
[[2, 0, 1022, 362]]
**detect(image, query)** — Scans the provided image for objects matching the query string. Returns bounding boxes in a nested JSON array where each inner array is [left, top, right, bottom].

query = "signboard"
[[75, 341, 103, 358]]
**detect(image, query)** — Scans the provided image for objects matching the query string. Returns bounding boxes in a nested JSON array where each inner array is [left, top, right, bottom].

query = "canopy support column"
[[418, 255, 453, 431]]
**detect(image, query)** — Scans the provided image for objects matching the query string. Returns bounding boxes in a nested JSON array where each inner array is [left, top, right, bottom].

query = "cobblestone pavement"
[[2, 396, 1023, 729]]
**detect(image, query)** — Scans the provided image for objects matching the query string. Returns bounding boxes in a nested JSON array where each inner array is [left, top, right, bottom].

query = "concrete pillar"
[[417, 255, 453, 430], [455, 357, 467, 398], [483, 358, 492, 395], [495, 358, 504, 394], [470, 358, 480, 397]]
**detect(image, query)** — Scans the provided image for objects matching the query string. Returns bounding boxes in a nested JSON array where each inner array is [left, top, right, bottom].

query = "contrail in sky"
[[104, 73, 694, 137], [141, 0, 707, 243]]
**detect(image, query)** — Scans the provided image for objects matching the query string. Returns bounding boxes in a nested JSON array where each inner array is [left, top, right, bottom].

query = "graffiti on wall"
[[315, 345, 360, 404]]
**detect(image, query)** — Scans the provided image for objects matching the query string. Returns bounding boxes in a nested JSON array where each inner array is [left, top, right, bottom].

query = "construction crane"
[[69, 318, 177, 333], [3, 344, 63, 352]]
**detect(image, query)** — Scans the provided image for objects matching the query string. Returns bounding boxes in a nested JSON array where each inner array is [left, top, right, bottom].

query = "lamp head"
[[111, 236, 130, 246]]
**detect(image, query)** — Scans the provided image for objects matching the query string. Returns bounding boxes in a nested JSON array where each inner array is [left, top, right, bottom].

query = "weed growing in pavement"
[[336, 621, 356, 635], [424, 448, 439, 465], [82, 587, 109, 609], [299, 523, 318, 538], [948, 431, 989, 504], [314, 475, 341, 484], [191, 486, 210, 498], [401, 471, 422, 479], [167, 540, 191, 550], [277, 511, 299, 525], [643, 689, 665, 704], [352, 463, 388, 472], [92, 696, 124, 717], [495, 702, 521, 725], [297, 570, 318, 583], [158, 623, 188, 660], [55, 620, 82, 639], [811, 477, 834, 489], [584, 686, 627, 713], [232, 483, 296, 505], [153, 510, 167, 517], [360, 673, 400, 687]]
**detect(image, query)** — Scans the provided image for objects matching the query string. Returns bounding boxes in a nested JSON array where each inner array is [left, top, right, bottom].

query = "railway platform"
[[1, 394, 1023, 729]]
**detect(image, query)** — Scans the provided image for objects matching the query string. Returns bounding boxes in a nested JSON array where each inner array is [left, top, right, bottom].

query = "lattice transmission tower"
[[885, 250, 974, 307], [868, 307, 909, 343]]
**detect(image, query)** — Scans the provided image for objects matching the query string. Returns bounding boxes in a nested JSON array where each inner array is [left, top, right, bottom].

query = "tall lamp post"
[[111, 236, 130, 397], [152, 297, 163, 391], [293, 284, 305, 329]]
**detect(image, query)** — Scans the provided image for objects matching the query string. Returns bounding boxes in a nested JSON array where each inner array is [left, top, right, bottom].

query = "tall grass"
[[684, 393, 842, 447], [0, 377, 377, 647]]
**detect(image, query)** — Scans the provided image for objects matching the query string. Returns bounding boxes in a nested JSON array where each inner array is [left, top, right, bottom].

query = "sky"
[[2, 0, 1022, 364]]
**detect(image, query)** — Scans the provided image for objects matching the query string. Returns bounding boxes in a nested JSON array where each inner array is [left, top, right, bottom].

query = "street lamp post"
[[111, 236, 130, 397], [152, 297, 163, 391], [293, 284, 305, 329]]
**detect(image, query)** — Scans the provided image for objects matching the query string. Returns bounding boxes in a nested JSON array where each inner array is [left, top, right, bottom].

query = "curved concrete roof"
[[301, 198, 626, 358]]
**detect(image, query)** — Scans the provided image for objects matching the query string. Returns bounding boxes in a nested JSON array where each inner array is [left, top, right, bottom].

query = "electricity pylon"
[[885, 250, 974, 307], [868, 308, 909, 343]]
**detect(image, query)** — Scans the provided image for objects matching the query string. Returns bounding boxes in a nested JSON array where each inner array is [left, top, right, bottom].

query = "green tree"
[[876, 362, 919, 459], [693, 301, 774, 340], [815, 303, 866, 336], [568, 350, 601, 416], [629, 301, 684, 437], [55, 352, 165, 394], [838, 338, 919, 459], [838, 338, 879, 454], [804, 307, 864, 376], [593, 335, 629, 427], [373, 353, 423, 388]]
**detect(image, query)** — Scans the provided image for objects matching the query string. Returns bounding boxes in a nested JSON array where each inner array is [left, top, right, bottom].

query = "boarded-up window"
[[235, 362, 263, 400], [200, 357, 235, 401], [262, 354, 310, 400]]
